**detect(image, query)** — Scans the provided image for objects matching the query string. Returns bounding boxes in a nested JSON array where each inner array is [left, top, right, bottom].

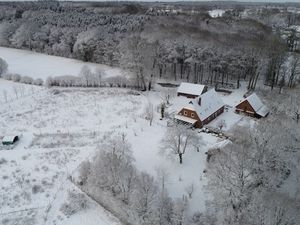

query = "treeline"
[[0, 2, 299, 91], [45, 66, 133, 89]]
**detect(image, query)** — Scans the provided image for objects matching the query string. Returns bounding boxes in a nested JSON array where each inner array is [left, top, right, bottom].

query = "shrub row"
[[1, 73, 44, 86]]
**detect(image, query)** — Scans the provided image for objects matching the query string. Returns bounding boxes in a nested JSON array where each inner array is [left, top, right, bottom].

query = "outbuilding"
[[177, 82, 208, 98], [235, 93, 269, 118], [175, 89, 225, 128], [2, 136, 19, 145]]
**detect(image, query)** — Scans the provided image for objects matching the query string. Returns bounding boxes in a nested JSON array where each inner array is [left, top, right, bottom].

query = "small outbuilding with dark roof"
[[2, 136, 19, 145]]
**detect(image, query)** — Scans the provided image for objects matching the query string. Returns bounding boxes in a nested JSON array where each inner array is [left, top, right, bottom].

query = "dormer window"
[[184, 111, 187, 116], [191, 113, 194, 118]]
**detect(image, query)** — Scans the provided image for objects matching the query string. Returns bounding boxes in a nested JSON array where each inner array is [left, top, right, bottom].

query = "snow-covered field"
[[0, 81, 145, 224], [0, 47, 125, 80], [0, 74, 251, 224], [0, 79, 42, 104]]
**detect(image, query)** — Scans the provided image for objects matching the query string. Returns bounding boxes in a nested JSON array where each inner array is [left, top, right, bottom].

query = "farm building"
[[235, 93, 269, 118], [2, 135, 19, 145], [177, 82, 208, 98], [175, 89, 225, 128]]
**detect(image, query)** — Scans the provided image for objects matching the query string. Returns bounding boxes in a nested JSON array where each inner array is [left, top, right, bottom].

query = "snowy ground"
[[0, 79, 42, 104], [0, 74, 251, 224], [0, 82, 145, 225], [0, 47, 125, 80]]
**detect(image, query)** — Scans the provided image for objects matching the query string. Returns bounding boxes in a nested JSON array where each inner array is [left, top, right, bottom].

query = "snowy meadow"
[[0, 47, 124, 81], [0, 74, 250, 225]]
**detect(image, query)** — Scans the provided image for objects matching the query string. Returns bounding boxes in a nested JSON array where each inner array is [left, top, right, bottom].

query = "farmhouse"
[[177, 82, 208, 98], [2, 135, 19, 145], [235, 93, 269, 118], [175, 89, 225, 128]]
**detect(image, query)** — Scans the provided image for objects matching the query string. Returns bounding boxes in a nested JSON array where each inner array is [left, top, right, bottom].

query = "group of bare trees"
[[78, 132, 188, 225], [205, 91, 300, 225]]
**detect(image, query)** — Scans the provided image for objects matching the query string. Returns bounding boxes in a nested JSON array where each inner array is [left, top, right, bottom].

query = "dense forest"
[[0, 1, 299, 90]]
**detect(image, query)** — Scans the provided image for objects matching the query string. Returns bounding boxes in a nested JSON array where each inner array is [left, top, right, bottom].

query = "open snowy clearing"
[[0, 47, 125, 80], [0, 77, 250, 224]]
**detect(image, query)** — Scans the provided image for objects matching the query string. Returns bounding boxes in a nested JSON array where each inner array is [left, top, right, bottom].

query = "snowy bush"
[[11, 73, 21, 82], [32, 184, 44, 194], [45, 73, 132, 88], [33, 78, 43, 86], [2, 73, 12, 80], [0, 158, 7, 165], [45, 76, 53, 88], [51, 89, 60, 95], [60, 190, 88, 217], [46, 75, 80, 87], [20, 76, 33, 84], [0, 57, 8, 76], [104, 76, 131, 88]]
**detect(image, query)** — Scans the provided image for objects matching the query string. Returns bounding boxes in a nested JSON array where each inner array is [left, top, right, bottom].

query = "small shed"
[[2, 136, 19, 145], [177, 82, 208, 98], [235, 93, 269, 118]]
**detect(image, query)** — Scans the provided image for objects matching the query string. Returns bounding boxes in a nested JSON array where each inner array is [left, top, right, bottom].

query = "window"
[[191, 113, 194, 118], [184, 111, 187, 116]]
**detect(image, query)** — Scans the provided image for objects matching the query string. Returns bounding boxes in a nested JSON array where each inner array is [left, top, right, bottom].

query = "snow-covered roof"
[[174, 114, 198, 124], [184, 89, 225, 121], [2, 136, 18, 143], [243, 93, 269, 117], [256, 105, 269, 117], [177, 82, 206, 96]]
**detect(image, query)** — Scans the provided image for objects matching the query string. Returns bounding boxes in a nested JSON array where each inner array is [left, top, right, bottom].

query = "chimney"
[[198, 97, 201, 106]]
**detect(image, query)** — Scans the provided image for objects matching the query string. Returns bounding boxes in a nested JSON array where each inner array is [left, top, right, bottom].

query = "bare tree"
[[207, 141, 254, 224], [0, 57, 8, 76], [79, 65, 93, 87], [94, 68, 105, 87], [185, 183, 194, 198], [134, 172, 158, 219], [145, 101, 154, 126], [87, 133, 135, 199], [288, 54, 300, 88], [162, 124, 199, 164], [12, 86, 19, 99]]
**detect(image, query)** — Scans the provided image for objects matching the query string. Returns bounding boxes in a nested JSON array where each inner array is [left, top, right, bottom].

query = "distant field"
[[0, 47, 124, 80]]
